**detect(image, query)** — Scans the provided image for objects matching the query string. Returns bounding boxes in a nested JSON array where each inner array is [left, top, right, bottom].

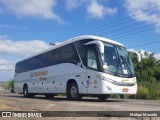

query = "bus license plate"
[[122, 88, 128, 92]]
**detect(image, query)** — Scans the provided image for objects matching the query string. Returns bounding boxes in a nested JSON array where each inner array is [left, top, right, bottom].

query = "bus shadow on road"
[[47, 96, 125, 103], [4, 93, 126, 103]]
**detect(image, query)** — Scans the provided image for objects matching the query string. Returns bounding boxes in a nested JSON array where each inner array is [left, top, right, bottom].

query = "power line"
[[90, 10, 160, 35], [99, 12, 160, 37], [78, 4, 160, 35], [57, 4, 160, 41], [105, 19, 160, 39], [128, 40, 160, 48], [50, 4, 160, 53], [108, 24, 160, 40]]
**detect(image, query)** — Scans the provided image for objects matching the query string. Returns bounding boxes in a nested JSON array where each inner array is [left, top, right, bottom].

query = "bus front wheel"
[[68, 82, 82, 100]]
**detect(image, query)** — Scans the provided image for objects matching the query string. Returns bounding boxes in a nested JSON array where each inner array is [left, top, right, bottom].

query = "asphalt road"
[[0, 92, 160, 120]]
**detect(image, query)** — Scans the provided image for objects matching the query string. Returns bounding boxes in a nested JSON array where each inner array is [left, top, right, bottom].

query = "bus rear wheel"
[[23, 85, 34, 98], [23, 85, 29, 98], [68, 82, 81, 101], [97, 95, 110, 101]]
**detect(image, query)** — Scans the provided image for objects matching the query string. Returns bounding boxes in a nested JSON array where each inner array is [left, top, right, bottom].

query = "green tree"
[[132, 52, 160, 99], [8, 79, 14, 93], [133, 53, 160, 82]]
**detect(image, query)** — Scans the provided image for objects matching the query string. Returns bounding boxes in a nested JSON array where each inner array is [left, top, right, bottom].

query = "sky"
[[0, 0, 160, 81]]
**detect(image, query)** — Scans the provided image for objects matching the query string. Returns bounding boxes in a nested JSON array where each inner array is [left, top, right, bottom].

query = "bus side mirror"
[[127, 50, 141, 62]]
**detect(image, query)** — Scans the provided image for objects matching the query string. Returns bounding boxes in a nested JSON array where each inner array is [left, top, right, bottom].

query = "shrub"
[[136, 85, 149, 99], [147, 82, 160, 100], [8, 79, 14, 93]]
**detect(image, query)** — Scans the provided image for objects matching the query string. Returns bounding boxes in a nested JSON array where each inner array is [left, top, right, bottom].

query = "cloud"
[[0, 0, 64, 24], [124, 0, 160, 33], [154, 54, 160, 60], [0, 36, 54, 81], [65, 0, 117, 19], [0, 24, 29, 30], [139, 49, 152, 58], [86, 0, 117, 19], [0, 59, 15, 72], [66, 0, 80, 11], [0, 37, 50, 57], [129, 49, 160, 60], [0, 59, 14, 81]]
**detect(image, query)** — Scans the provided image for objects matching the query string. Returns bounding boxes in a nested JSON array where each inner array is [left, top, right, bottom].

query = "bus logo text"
[[31, 71, 48, 78]]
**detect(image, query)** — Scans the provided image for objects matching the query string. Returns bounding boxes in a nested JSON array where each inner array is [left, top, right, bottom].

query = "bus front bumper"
[[101, 80, 137, 95]]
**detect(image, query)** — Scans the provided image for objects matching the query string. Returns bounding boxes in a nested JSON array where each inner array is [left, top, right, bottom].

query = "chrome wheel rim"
[[70, 86, 78, 97], [24, 88, 27, 96]]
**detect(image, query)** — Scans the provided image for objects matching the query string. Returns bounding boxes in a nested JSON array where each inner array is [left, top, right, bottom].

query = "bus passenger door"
[[79, 70, 87, 94], [86, 45, 100, 94]]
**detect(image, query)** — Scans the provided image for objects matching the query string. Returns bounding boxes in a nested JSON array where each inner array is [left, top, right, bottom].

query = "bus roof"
[[17, 35, 124, 63]]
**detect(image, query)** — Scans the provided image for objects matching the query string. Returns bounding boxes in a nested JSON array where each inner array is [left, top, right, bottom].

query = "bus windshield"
[[103, 42, 135, 77]]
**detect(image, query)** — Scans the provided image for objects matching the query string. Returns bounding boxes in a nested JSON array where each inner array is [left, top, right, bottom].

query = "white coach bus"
[[14, 35, 141, 101]]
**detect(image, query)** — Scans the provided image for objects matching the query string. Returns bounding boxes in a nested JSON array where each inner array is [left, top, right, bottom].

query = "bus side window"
[[59, 44, 77, 64], [47, 49, 59, 66], [15, 62, 22, 73], [87, 47, 98, 70], [74, 40, 92, 67]]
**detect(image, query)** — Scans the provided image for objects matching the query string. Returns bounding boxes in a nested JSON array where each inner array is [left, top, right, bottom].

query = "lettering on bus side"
[[39, 77, 47, 81], [31, 71, 48, 78]]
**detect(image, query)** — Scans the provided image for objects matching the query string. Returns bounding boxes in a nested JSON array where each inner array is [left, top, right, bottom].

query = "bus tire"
[[97, 94, 109, 101], [23, 85, 34, 98], [23, 85, 29, 98], [68, 82, 81, 101]]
